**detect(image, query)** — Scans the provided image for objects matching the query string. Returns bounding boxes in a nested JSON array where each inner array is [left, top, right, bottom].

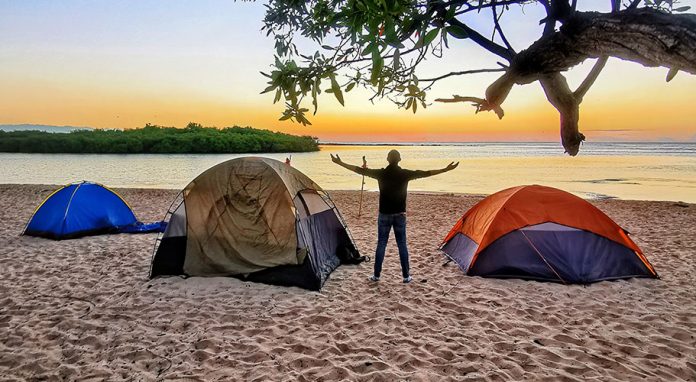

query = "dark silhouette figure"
[[331, 150, 458, 283]]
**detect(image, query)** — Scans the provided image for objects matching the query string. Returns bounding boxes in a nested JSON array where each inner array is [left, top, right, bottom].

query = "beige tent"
[[149, 157, 359, 290]]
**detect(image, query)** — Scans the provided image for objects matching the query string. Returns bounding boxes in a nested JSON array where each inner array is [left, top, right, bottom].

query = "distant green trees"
[[0, 123, 319, 154]]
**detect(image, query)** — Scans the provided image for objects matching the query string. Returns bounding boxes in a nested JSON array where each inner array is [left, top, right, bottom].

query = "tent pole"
[[358, 156, 367, 217]]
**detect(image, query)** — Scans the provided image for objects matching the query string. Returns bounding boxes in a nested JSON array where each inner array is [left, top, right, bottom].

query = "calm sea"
[[1, 142, 695, 202]]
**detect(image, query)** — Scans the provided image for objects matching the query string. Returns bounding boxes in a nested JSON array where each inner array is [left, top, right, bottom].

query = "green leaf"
[[279, 114, 293, 121], [330, 75, 345, 106], [445, 6, 456, 20], [384, 19, 399, 46], [370, 51, 384, 86], [414, 33, 424, 49], [346, 83, 356, 92], [674, 5, 691, 11], [412, 98, 418, 113], [273, 89, 282, 103], [392, 49, 401, 71], [261, 84, 276, 94], [297, 114, 312, 126], [361, 42, 376, 56], [666, 67, 679, 82], [423, 28, 439, 46], [446, 25, 469, 39]]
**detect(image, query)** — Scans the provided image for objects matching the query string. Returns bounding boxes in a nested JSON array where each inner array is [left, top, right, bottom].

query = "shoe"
[[368, 275, 380, 282], [403, 276, 413, 283]]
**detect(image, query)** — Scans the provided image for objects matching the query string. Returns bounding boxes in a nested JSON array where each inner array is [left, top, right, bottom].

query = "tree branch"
[[574, 56, 608, 100], [447, 18, 514, 61], [492, 1, 516, 53], [611, 0, 620, 12], [549, 0, 573, 22], [539, 72, 584, 155], [540, 0, 557, 36], [419, 68, 506, 83], [454, 0, 537, 16], [434, 95, 505, 119], [627, 0, 642, 9]]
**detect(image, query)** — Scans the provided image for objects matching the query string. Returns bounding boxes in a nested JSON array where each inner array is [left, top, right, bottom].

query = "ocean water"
[[1, 142, 695, 202]]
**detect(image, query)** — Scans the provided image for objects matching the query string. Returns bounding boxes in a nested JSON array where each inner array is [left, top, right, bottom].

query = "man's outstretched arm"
[[411, 161, 459, 179], [331, 154, 379, 178], [330, 154, 361, 173]]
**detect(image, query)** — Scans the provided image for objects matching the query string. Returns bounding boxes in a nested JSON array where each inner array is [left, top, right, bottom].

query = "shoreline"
[[319, 141, 696, 146], [2, 183, 694, 205]]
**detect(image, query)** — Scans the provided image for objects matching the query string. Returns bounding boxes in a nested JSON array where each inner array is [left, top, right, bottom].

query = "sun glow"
[[1, 1, 694, 142]]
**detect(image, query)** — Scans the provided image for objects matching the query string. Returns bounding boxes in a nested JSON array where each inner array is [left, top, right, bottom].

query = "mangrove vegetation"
[[0, 123, 320, 154]]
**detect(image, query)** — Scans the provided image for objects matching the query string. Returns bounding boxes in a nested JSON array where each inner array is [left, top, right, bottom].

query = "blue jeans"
[[374, 213, 410, 279]]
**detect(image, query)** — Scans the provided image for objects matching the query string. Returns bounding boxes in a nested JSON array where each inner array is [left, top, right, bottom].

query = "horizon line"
[[319, 141, 696, 145], [2, 124, 694, 144]]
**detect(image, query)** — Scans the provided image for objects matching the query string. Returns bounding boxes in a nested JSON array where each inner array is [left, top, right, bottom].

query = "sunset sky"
[[1, 0, 695, 142]]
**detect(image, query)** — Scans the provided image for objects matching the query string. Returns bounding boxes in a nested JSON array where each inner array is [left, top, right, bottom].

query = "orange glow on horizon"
[[1, 62, 695, 143], [2, 1, 695, 143]]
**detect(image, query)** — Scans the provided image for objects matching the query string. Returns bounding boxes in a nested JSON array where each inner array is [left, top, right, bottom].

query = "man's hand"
[[330, 154, 370, 176], [445, 161, 459, 171]]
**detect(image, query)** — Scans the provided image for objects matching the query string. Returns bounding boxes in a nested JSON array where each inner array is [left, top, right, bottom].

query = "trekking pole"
[[358, 156, 367, 217]]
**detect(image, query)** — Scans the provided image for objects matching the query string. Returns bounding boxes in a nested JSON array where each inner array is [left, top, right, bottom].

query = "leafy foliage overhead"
[[259, 0, 696, 155]]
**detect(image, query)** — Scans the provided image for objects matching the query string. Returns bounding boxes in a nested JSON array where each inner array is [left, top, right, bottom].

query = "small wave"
[[575, 178, 640, 185], [582, 192, 618, 200]]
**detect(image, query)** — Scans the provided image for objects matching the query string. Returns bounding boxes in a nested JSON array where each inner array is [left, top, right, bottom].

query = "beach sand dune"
[[1, 184, 694, 381]]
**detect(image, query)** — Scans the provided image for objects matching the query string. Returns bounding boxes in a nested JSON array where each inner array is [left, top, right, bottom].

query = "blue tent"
[[23, 181, 164, 240]]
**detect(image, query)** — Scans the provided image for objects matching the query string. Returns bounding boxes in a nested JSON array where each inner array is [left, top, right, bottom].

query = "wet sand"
[[1, 184, 694, 381]]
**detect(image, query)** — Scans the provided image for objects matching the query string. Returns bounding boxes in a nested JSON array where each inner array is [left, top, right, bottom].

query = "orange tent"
[[440, 185, 657, 283]]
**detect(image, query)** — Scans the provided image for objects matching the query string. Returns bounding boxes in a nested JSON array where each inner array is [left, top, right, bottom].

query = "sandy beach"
[[1, 184, 695, 381]]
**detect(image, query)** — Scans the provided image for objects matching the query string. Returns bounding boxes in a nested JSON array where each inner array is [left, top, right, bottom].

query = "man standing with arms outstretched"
[[331, 150, 458, 283]]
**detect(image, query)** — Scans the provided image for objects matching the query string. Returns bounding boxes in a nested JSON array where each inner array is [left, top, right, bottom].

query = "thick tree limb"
[[462, 8, 696, 155], [510, 8, 696, 81], [539, 73, 584, 156]]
